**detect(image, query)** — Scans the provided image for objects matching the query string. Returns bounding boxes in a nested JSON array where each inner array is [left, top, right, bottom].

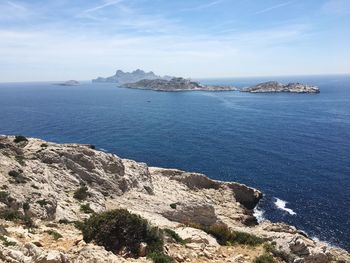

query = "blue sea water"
[[0, 75, 349, 251]]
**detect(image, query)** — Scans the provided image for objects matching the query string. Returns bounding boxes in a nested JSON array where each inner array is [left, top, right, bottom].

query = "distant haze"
[[0, 0, 349, 82]]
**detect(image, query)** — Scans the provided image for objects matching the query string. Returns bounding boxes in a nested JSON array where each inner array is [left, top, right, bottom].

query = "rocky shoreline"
[[241, 81, 320, 93], [0, 135, 348, 262], [122, 77, 237, 92]]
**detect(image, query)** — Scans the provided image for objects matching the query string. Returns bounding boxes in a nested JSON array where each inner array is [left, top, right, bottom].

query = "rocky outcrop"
[[55, 80, 80, 86], [92, 69, 172, 84], [122, 77, 237, 91], [0, 135, 348, 263], [241, 81, 320, 93]]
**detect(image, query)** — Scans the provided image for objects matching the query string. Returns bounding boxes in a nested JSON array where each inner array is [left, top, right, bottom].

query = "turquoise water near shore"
[[0, 75, 349, 250]]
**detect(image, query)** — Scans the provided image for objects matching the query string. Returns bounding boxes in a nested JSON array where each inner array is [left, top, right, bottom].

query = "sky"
[[0, 0, 350, 81]]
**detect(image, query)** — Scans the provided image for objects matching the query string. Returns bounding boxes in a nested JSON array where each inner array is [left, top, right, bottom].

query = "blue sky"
[[0, 0, 349, 81]]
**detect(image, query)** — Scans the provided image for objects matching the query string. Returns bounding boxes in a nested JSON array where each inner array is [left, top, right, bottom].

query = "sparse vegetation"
[[36, 199, 49, 207], [80, 203, 94, 214], [0, 208, 21, 221], [147, 252, 174, 263], [31, 184, 39, 189], [8, 170, 28, 184], [169, 203, 177, 209], [15, 155, 26, 166], [253, 254, 276, 263], [73, 185, 89, 200], [0, 191, 10, 202], [22, 215, 35, 228], [187, 223, 264, 246], [81, 209, 166, 258], [40, 143, 48, 147], [14, 135, 28, 143], [0, 235, 16, 246], [45, 229, 63, 240], [23, 202, 30, 211], [263, 242, 294, 262], [164, 229, 185, 245]]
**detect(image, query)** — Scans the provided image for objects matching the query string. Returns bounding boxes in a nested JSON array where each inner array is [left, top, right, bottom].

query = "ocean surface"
[[0, 75, 349, 251]]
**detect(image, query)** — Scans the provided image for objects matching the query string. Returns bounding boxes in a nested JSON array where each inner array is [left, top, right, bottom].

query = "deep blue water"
[[0, 75, 349, 251]]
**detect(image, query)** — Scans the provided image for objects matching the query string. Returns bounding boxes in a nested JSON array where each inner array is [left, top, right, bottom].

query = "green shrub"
[[80, 203, 94, 214], [36, 199, 49, 207], [22, 215, 35, 228], [0, 191, 9, 203], [14, 135, 28, 143], [169, 203, 177, 209], [253, 254, 276, 263], [23, 202, 30, 211], [8, 170, 28, 184], [45, 230, 63, 240], [189, 223, 264, 246], [147, 252, 173, 263], [58, 219, 70, 224], [0, 235, 16, 246], [15, 156, 26, 166], [31, 184, 39, 189], [41, 143, 48, 147], [0, 208, 21, 221], [81, 209, 164, 257], [73, 185, 89, 200], [263, 242, 294, 262], [164, 229, 185, 245]]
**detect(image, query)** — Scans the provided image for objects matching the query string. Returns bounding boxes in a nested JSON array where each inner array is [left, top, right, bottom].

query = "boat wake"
[[274, 198, 296, 215]]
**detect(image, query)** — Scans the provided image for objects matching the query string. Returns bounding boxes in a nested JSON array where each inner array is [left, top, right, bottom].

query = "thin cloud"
[[82, 0, 124, 13], [253, 1, 293, 15], [182, 0, 225, 11]]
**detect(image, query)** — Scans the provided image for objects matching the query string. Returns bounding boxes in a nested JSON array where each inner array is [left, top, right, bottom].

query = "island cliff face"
[[0, 135, 348, 263], [92, 69, 173, 84], [241, 81, 320, 93], [122, 77, 237, 92]]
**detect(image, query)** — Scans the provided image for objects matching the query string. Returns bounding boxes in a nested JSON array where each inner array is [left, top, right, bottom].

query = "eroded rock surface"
[[0, 136, 348, 263]]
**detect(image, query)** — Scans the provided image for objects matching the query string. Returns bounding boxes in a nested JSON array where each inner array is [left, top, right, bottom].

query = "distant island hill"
[[92, 69, 320, 93]]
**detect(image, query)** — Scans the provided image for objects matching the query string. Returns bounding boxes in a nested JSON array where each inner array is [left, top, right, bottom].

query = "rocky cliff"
[[241, 81, 320, 93], [0, 135, 348, 263], [122, 77, 237, 91], [92, 69, 172, 84]]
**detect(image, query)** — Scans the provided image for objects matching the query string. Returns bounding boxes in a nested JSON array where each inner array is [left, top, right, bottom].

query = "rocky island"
[[92, 69, 173, 84], [241, 81, 320, 93], [122, 77, 237, 92], [55, 80, 80, 86], [0, 135, 348, 263]]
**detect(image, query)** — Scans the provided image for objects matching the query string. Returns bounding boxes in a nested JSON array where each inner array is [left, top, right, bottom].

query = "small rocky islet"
[[92, 69, 320, 93], [0, 135, 348, 263]]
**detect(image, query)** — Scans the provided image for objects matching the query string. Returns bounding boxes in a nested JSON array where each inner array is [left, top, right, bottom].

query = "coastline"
[[0, 135, 349, 262]]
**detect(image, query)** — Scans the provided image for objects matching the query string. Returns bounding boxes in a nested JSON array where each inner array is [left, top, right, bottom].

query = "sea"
[[0, 75, 349, 251]]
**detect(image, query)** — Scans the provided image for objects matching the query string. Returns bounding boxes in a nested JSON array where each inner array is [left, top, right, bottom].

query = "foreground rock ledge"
[[0, 135, 348, 263]]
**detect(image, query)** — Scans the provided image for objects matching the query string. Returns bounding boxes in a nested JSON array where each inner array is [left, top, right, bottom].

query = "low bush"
[[0, 235, 16, 246], [80, 203, 94, 214], [73, 185, 89, 200], [0, 208, 21, 221], [8, 170, 28, 184], [23, 202, 30, 211], [164, 229, 185, 245], [14, 135, 28, 143], [81, 209, 164, 257], [147, 252, 173, 263], [188, 223, 264, 246], [169, 203, 177, 209], [15, 155, 26, 166], [22, 215, 35, 228], [253, 254, 276, 263], [45, 230, 63, 240], [36, 199, 49, 207]]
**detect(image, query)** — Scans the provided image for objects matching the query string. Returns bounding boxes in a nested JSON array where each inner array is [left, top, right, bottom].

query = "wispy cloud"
[[182, 0, 225, 11], [253, 1, 293, 15], [82, 0, 124, 13]]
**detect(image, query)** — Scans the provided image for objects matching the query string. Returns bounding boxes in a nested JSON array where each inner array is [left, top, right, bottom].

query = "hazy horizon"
[[1, 0, 350, 82]]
